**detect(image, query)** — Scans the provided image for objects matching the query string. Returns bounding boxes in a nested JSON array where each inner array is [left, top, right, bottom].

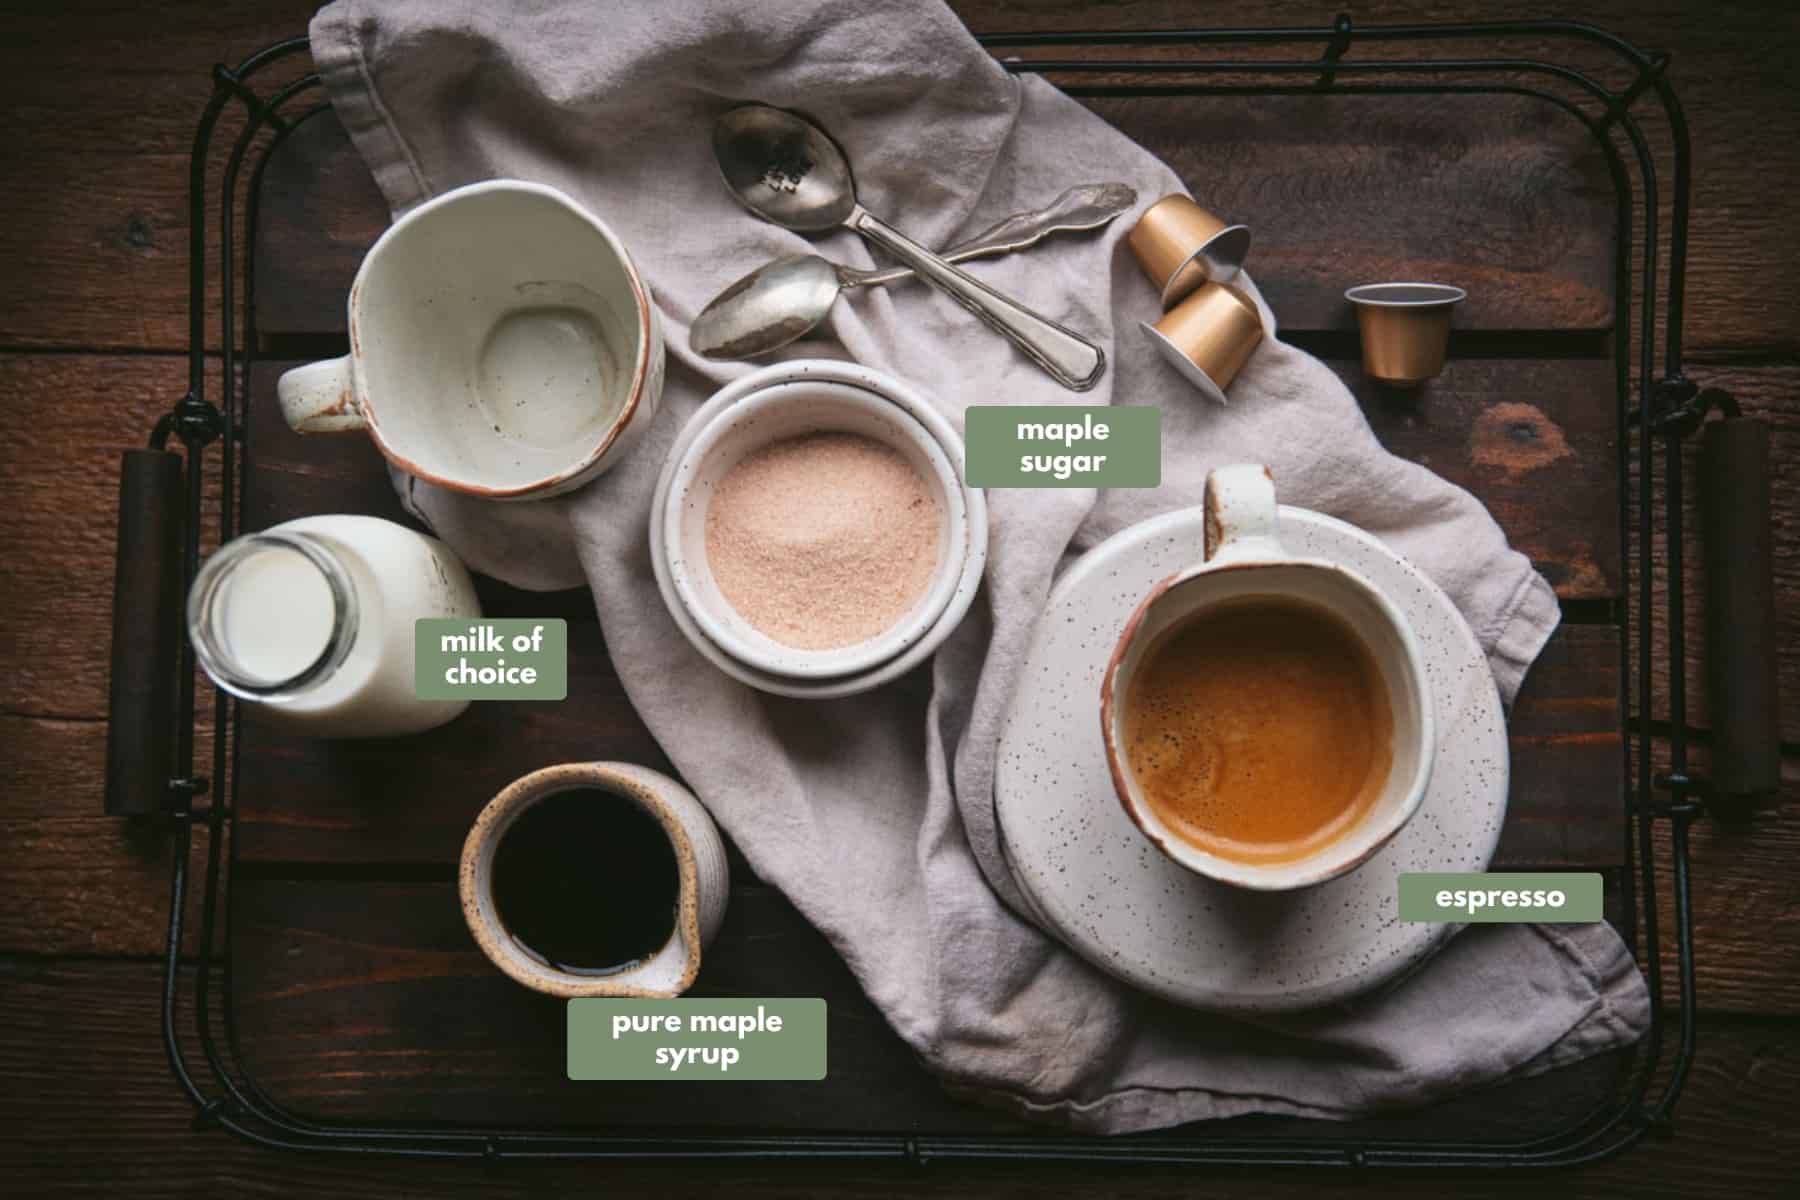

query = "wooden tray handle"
[[104, 448, 185, 816], [1701, 411, 1782, 807]]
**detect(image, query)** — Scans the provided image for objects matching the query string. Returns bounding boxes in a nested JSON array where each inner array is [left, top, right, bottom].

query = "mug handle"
[[276, 356, 366, 434], [1203, 463, 1282, 563]]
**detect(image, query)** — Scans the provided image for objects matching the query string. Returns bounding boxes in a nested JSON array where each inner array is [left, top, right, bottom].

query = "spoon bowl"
[[713, 106, 856, 231], [691, 254, 843, 360]]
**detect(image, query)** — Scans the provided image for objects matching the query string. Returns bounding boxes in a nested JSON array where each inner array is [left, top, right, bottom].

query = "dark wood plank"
[[8, 958, 1795, 1198], [229, 875, 1625, 1145], [1650, 748, 1800, 1016], [18, 691, 1791, 1020], [230, 877, 1025, 1133], [1095, 93, 1614, 333], [4, 1, 1794, 355], [950, 0, 1800, 357], [251, 109, 389, 342], [0, 715, 209, 957], [252, 99, 1613, 341], [36, 711, 1800, 1021], [0, 0, 316, 351], [1501, 624, 1624, 865], [0, 355, 220, 718], [231, 613, 667, 866], [1343, 355, 1620, 598]]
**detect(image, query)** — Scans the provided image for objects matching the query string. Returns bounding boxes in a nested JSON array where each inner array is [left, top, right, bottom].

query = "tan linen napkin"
[[308, 0, 1649, 1132]]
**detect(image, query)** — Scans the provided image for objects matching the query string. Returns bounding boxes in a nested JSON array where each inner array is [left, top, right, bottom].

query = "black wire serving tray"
[[111, 14, 1756, 1169]]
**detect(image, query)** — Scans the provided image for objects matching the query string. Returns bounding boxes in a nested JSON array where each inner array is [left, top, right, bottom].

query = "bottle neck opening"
[[187, 531, 359, 700]]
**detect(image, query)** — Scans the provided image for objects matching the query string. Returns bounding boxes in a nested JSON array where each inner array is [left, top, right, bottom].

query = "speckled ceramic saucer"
[[994, 504, 1508, 1013]]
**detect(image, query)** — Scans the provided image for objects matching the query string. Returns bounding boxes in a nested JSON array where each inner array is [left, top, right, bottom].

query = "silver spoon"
[[691, 182, 1136, 361], [712, 105, 1107, 391]]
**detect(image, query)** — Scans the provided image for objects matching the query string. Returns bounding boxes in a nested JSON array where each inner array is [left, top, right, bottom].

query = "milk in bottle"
[[187, 515, 480, 737]]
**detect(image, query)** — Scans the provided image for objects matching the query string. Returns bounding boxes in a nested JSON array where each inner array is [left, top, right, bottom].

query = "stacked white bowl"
[[650, 360, 988, 699]]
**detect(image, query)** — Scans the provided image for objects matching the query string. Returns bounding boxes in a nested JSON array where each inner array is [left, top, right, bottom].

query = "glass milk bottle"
[[187, 515, 481, 737]]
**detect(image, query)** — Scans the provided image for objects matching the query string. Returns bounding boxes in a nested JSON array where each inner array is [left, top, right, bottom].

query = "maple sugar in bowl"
[[662, 373, 973, 679]]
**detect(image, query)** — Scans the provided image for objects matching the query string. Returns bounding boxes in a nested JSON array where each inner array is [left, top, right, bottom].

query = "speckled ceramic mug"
[[459, 762, 728, 998], [1100, 464, 1435, 891]]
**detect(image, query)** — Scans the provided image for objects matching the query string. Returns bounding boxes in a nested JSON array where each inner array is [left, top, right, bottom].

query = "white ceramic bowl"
[[651, 360, 987, 699], [663, 377, 969, 679]]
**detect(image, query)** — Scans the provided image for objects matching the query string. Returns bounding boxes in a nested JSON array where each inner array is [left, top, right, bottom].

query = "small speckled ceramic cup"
[[277, 180, 665, 500], [459, 762, 728, 998], [1100, 464, 1435, 891]]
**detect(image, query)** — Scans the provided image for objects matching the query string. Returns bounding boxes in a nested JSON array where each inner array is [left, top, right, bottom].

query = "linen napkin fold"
[[308, 0, 1649, 1132]]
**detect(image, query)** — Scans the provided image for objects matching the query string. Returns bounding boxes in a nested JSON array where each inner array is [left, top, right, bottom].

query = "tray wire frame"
[[146, 17, 1705, 1167]]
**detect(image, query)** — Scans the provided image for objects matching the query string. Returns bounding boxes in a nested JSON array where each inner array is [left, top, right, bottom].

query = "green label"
[[567, 999, 827, 1080], [1398, 873, 1603, 923], [965, 405, 1160, 488], [414, 618, 568, 700]]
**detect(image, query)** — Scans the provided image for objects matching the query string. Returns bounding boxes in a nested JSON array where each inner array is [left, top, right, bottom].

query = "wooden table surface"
[[2, 1, 1796, 1196]]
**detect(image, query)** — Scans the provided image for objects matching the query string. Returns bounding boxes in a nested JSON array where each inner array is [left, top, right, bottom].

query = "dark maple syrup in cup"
[[489, 788, 680, 975]]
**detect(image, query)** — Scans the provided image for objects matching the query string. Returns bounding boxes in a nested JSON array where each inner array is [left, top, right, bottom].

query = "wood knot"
[[123, 214, 154, 252], [1471, 402, 1573, 479]]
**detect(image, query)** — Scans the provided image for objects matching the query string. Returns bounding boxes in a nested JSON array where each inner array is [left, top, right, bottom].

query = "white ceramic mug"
[[459, 762, 728, 999], [1100, 464, 1435, 890], [278, 180, 665, 501]]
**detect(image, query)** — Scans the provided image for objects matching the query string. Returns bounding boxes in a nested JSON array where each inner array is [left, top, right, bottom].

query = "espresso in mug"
[[489, 789, 678, 975], [1121, 595, 1393, 865]]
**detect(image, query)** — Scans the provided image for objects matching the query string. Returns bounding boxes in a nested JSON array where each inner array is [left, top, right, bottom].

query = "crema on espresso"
[[1122, 595, 1393, 865]]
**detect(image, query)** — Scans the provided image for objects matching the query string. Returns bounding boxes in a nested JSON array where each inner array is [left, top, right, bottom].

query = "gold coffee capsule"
[[1127, 194, 1253, 308], [1142, 281, 1265, 404], [1345, 283, 1467, 386]]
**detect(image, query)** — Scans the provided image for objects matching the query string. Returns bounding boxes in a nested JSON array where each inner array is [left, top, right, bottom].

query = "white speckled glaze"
[[650, 359, 988, 700], [459, 762, 728, 999], [995, 504, 1508, 1013]]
